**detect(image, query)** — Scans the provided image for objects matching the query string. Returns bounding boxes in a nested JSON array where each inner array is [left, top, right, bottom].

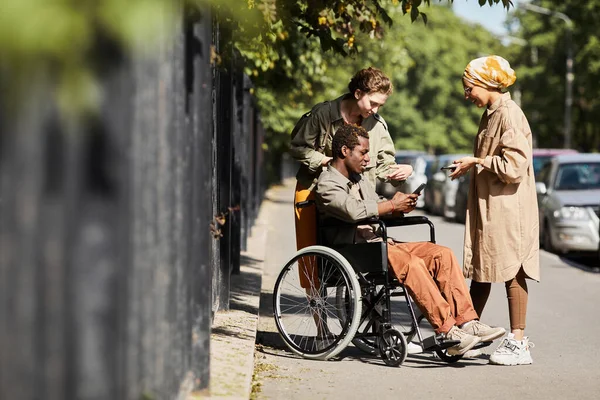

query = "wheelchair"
[[273, 200, 478, 367]]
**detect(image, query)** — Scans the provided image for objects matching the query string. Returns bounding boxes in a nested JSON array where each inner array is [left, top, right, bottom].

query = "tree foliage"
[[0, 0, 511, 131], [252, 3, 505, 161], [378, 5, 504, 153], [507, 0, 600, 151]]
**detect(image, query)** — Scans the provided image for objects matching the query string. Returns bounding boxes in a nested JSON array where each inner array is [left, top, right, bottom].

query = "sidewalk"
[[208, 181, 285, 399], [209, 177, 600, 400]]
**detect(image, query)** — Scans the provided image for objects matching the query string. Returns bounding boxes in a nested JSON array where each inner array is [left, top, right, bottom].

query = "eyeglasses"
[[463, 86, 473, 96]]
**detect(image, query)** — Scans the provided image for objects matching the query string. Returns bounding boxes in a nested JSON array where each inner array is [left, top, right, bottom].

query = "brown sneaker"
[[461, 320, 506, 342], [443, 326, 481, 356]]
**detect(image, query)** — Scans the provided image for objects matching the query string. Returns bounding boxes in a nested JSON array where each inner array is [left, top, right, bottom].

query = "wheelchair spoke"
[[274, 249, 362, 359]]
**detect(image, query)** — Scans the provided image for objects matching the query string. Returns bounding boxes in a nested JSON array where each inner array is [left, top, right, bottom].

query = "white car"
[[536, 154, 600, 254]]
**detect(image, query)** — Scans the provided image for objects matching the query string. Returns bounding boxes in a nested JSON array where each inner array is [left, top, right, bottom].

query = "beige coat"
[[463, 93, 540, 283], [289, 94, 397, 190]]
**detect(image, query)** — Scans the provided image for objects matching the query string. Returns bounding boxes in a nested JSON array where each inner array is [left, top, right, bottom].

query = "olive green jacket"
[[289, 94, 397, 190]]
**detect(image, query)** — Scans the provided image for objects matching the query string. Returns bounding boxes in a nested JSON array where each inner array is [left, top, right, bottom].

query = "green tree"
[[374, 5, 504, 153], [252, 3, 505, 163], [0, 0, 511, 121], [507, 0, 600, 151]]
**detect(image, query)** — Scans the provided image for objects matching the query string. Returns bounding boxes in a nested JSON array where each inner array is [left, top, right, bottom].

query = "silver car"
[[424, 153, 469, 217], [536, 153, 600, 253], [376, 151, 434, 209]]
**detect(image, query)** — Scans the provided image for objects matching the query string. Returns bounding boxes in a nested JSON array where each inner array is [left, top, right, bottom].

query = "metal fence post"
[[185, 2, 213, 392], [213, 17, 233, 311]]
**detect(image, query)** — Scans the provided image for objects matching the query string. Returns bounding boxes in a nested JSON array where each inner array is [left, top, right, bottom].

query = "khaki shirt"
[[315, 165, 383, 245], [290, 94, 397, 190], [463, 92, 540, 283]]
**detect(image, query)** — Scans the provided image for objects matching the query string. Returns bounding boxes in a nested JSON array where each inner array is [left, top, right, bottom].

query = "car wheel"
[[542, 220, 555, 253]]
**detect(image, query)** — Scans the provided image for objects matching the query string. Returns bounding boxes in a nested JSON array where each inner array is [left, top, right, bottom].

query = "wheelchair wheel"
[[351, 326, 379, 354], [273, 246, 362, 360], [378, 328, 407, 367], [337, 285, 417, 355]]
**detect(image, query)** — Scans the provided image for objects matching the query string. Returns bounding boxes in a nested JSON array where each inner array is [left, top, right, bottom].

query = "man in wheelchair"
[[315, 124, 505, 356]]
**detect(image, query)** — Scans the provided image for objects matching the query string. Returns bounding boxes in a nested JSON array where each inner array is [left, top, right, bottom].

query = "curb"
[[208, 193, 271, 399]]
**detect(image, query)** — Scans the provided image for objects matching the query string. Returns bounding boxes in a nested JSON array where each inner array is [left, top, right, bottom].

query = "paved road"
[[253, 180, 600, 400]]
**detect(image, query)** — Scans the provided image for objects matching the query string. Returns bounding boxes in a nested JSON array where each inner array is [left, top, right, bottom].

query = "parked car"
[[453, 170, 471, 224], [452, 148, 580, 225], [376, 151, 434, 209], [424, 153, 470, 217], [533, 148, 578, 179], [598, 199, 600, 265], [536, 153, 600, 254]]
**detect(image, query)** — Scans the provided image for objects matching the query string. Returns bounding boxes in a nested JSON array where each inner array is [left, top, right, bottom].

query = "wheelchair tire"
[[273, 246, 362, 360], [378, 328, 408, 367]]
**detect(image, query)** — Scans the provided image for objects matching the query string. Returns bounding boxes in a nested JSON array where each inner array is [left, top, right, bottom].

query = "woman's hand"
[[449, 156, 481, 179], [386, 164, 413, 181]]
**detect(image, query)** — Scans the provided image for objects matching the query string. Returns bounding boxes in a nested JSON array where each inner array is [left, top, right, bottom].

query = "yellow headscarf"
[[463, 55, 516, 90]]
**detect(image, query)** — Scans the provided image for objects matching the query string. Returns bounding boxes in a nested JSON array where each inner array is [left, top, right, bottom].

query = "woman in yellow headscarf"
[[450, 56, 539, 366]]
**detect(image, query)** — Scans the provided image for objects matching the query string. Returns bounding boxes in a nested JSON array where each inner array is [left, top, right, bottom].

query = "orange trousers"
[[388, 242, 478, 334], [294, 182, 318, 288]]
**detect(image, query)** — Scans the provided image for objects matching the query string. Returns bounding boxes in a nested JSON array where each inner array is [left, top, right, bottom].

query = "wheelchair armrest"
[[381, 215, 431, 228], [380, 215, 436, 244], [319, 217, 388, 241], [320, 217, 384, 230]]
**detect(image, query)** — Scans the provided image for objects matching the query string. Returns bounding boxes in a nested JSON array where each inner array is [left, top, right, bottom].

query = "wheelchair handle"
[[295, 200, 315, 209]]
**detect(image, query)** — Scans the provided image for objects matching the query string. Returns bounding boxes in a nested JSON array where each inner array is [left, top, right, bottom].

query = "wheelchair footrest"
[[472, 341, 493, 350], [421, 335, 460, 351]]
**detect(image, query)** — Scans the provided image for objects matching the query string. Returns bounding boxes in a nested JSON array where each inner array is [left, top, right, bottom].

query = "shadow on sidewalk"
[[256, 292, 289, 351], [228, 256, 263, 315], [263, 195, 295, 205]]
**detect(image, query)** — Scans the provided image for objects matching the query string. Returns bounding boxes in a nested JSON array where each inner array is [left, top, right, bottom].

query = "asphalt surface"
[[253, 179, 600, 400]]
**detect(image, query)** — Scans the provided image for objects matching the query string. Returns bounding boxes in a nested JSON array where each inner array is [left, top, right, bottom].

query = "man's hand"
[[321, 156, 333, 166], [391, 192, 419, 213], [449, 156, 481, 180], [386, 164, 413, 181]]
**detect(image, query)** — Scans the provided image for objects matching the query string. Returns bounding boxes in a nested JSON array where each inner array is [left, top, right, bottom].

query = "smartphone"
[[440, 164, 457, 172], [412, 183, 426, 195]]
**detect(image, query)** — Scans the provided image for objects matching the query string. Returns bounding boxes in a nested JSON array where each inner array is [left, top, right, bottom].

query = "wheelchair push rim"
[[273, 246, 362, 360]]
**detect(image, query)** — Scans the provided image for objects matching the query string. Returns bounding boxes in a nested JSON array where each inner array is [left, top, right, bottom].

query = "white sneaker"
[[489, 333, 535, 366], [407, 342, 423, 354], [463, 348, 483, 358]]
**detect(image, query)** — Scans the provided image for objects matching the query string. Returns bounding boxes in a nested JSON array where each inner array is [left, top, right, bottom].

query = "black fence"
[[0, 2, 264, 399]]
